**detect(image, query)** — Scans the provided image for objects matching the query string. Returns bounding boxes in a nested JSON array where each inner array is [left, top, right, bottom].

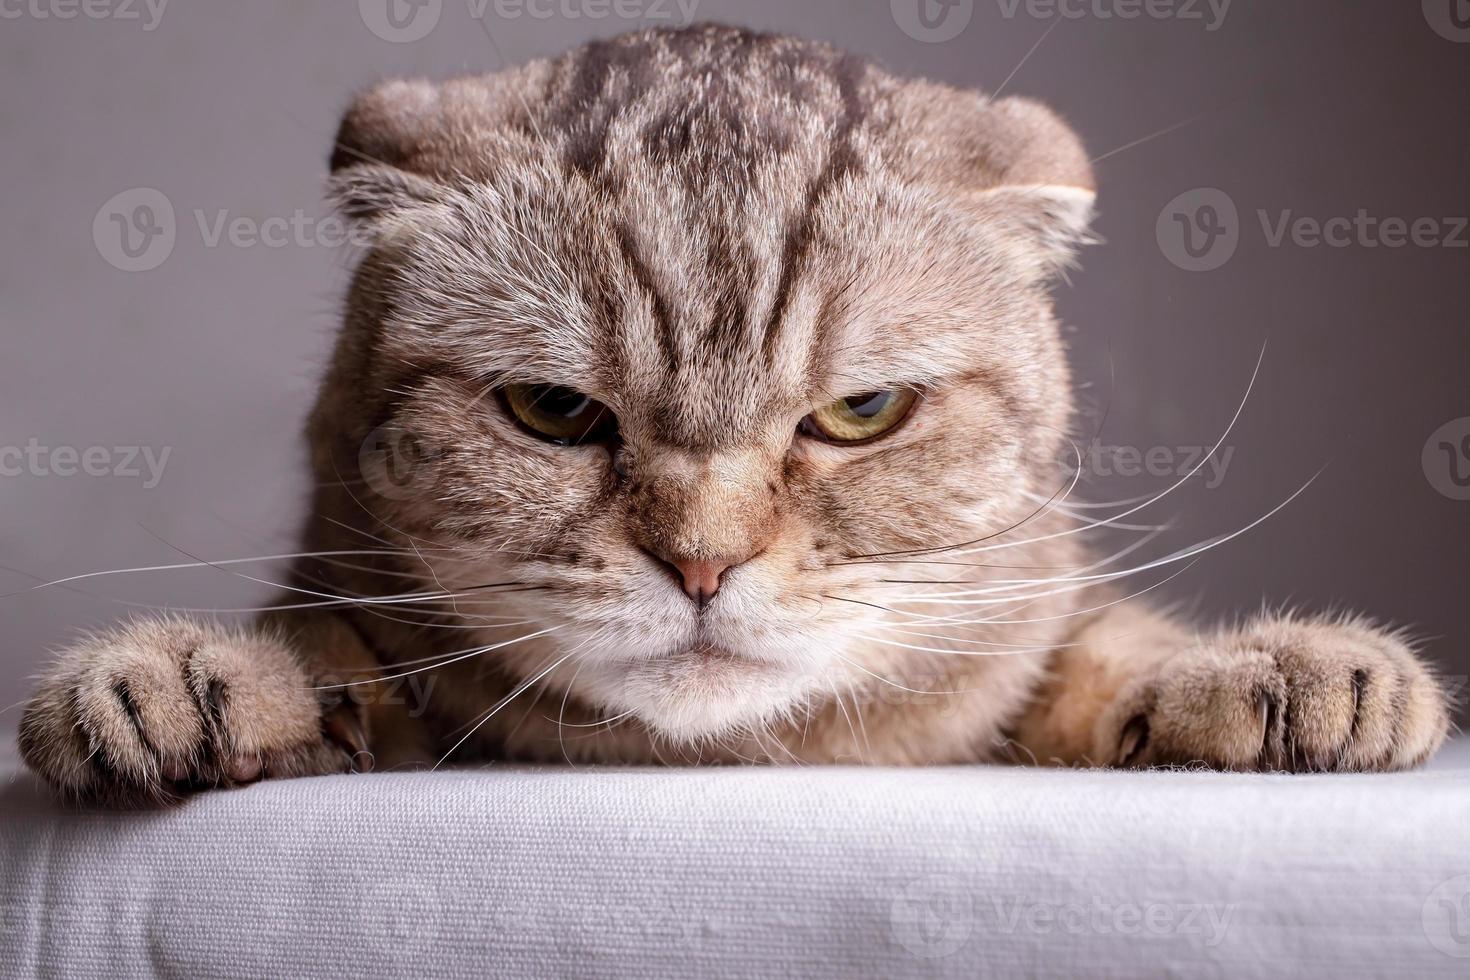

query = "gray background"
[[2, 0, 1468, 728]]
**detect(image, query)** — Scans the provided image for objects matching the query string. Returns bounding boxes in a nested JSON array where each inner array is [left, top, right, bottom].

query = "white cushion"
[[4, 739, 1469, 977]]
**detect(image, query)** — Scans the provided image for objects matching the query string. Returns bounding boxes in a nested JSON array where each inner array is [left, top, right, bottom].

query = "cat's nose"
[[671, 557, 729, 609], [644, 550, 740, 609]]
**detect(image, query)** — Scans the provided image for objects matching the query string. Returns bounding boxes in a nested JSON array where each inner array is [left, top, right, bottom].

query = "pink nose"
[[667, 557, 732, 609]]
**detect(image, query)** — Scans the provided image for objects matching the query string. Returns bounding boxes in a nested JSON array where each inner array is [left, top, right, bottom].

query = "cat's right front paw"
[[1098, 616, 1450, 772], [19, 617, 356, 805]]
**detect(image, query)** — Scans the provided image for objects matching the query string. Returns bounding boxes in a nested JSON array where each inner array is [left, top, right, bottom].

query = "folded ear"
[[969, 182, 1096, 280], [943, 95, 1097, 276], [327, 79, 446, 235]]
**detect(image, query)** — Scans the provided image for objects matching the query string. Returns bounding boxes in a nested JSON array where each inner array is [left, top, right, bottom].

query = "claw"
[[1349, 669, 1368, 739], [1255, 689, 1288, 770], [323, 703, 371, 772], [1118, 714, 1150, 766]]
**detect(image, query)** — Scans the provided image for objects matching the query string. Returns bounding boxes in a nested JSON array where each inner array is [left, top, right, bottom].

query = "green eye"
[[501, 384, 617, 445], [800, 390, 918, 444]]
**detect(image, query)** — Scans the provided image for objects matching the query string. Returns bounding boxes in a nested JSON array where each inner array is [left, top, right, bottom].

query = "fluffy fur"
[[20, 26, 1450, 803]]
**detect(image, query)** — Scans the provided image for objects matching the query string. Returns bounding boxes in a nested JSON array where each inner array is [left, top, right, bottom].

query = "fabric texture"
[[3, 739, 1470, 979]]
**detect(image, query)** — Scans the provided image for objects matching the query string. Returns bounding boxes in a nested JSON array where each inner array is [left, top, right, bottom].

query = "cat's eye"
[[799, 389, 919, 444], [500, 384, 617, 445]]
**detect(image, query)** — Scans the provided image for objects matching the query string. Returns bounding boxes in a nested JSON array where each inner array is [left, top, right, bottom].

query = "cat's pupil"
[[533, 385, 591, 418], [844, 392, 891, 418]]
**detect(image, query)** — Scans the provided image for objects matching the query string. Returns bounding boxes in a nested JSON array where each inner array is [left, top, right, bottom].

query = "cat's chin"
[[610, 645, 817, 743]]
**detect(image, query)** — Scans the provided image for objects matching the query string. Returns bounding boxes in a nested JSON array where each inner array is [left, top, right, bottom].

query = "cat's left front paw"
[[1101, 617, 1451, 772]]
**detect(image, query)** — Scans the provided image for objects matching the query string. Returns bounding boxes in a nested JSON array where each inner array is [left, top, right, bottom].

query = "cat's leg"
[[1013, 603, 1452, 771], [18, 610, 426, 805]]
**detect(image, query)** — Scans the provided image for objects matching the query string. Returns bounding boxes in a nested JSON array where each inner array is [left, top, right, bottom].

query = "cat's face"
[[322, 27, 1095, 741]]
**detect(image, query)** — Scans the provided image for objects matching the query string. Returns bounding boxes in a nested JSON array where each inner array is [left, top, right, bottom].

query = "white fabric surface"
[[4, 739, 1470, 979]]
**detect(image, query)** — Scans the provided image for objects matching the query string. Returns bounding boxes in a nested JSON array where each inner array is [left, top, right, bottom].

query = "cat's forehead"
[[390, 161, 1021, 452]]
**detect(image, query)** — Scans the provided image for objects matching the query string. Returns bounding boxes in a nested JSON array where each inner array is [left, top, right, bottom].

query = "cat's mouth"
[[679, 644, 745, 663], [670, 640, 790, 672]]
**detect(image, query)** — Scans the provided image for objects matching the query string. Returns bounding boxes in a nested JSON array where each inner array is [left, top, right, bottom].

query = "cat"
[[19, 24, 1450, 805]]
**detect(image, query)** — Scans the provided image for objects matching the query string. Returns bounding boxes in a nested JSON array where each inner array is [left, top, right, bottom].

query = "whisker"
[[0, 548, 424, 599], [432, 645, 584, 771], [882, 472, 1317, 606], [313, 625, 563, 688], [872, 561, 1197, 631], [830, 653, 975, 696], [987, 14, 1065, 104], [873, 525, 1166, 587]]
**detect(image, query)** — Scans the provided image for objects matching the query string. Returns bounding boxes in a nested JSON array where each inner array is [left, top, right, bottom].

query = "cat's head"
[[319, 26, 1094, 742]]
